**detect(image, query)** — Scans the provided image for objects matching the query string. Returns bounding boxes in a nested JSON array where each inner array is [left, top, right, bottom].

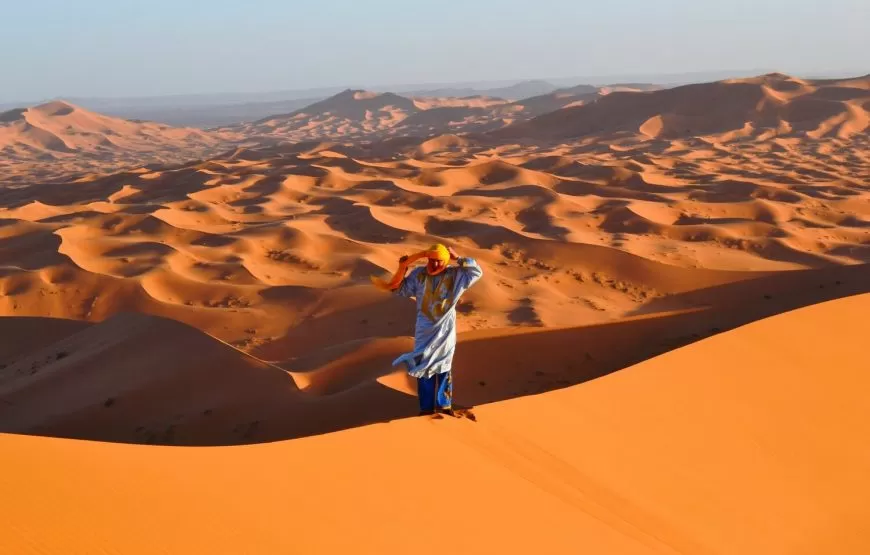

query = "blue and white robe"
[[392, 257, 483, 378]]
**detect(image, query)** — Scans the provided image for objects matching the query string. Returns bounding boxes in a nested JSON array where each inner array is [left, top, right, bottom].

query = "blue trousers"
[[417, 371, 453, 412]]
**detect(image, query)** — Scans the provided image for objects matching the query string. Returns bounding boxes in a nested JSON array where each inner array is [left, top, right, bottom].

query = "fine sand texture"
[[1, 293, 868, 554], [1, 76, 867, 355], [0, 72, 868, 554]]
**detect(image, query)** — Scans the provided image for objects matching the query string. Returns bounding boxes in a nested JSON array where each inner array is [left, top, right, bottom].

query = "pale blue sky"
[[2, 0, 867, 102]]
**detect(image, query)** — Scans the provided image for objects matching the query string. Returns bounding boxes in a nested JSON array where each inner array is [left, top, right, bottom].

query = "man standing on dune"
[[373, 244, 483, 416]]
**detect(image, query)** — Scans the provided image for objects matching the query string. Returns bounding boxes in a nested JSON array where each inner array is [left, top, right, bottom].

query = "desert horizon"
[[2, 0, 869, 552]]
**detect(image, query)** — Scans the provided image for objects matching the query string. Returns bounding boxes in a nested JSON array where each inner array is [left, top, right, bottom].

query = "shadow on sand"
[[0, 263, 867, 446]]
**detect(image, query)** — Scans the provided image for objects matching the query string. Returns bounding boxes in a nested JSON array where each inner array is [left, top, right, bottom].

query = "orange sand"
[[0, 101, 230, 183], [1, 72, 869, 553], [1, 293, 868, 554]]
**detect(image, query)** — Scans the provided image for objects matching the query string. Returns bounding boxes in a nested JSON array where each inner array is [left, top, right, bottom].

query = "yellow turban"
[[370, 244, 452, 291], [427, 243, 450, 263]]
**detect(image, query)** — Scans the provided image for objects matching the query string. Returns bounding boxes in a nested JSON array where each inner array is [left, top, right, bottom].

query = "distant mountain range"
[[11, 68, 854, 128], [3, 72, 866, 183]]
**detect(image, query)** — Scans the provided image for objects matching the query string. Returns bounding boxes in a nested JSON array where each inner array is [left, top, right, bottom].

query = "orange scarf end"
[[371, 250, 430, 291]]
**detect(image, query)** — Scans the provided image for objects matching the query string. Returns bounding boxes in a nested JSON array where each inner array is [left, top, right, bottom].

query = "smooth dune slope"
[[497, 73, 870, 140], [0, 101, 231, 183], [1, 292, 868, 554], [0, 312, 300, 445]]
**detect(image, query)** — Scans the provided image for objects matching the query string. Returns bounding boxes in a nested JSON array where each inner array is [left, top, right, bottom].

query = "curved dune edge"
[[3, 76, 868, 359], [2, 128, 868, 356], [1, 263, 866, 446], [1, 292, 868, 554], [1, 73, 867, 552], [0, 101, 230, 183]]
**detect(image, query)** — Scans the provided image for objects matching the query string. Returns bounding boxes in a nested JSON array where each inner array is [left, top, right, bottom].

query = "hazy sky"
[[3, 0, 867, 102]]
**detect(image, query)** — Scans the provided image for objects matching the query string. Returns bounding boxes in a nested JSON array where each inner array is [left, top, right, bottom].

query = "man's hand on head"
[[447, 246, 459, 261]]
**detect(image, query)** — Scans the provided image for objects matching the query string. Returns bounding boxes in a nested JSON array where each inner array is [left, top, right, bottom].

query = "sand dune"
[[225, 88, 518, 141], [234, 88, 421, 140], [0, 312, 296, 444], [499, 73, 870, 141], [222, 74, 869, 148], [1, 81, 868, 354], [1, 292, 868, 553], [0, 101, 231, 183], [1, 261, 866, 447], [1, 72, 868, 552], [512, 83, 661, 117], [221, 84, 662, 143]]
